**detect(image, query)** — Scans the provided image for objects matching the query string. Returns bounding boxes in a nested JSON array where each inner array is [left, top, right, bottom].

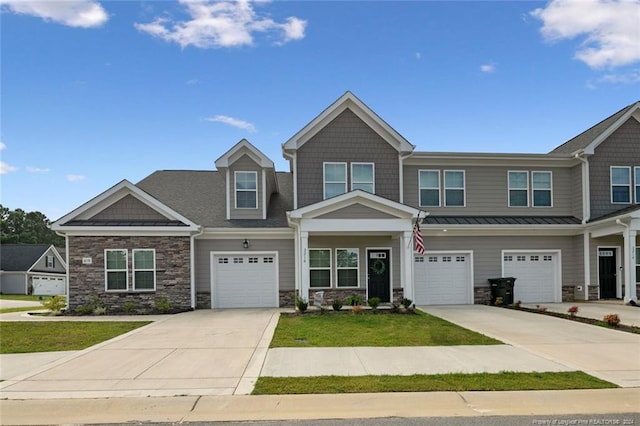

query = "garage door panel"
[[503, 252, 558, 303], [414, 253, 472, 305], [213, 254, 278, 308], [32, 276, 66, 296]]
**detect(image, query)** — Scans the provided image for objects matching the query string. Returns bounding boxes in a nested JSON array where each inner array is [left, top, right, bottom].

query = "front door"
[[598, 249, 617, 299], [368, 249, 390, 303]]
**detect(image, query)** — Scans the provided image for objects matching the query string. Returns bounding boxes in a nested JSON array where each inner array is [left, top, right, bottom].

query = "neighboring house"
[[0, 244, 67, 295], [51, 92, 639, 312]]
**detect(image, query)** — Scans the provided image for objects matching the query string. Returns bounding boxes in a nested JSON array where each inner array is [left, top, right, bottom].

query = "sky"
[[1, 0, 639, 221]]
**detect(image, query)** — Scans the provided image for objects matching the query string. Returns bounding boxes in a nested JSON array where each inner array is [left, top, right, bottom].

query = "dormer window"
[[235, 171, 258, 208], [324, 162, 347, 199], [351, 163, 374, 193], [45, 255, 55, 268]]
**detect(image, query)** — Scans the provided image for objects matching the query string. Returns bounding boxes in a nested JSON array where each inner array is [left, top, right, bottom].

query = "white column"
[[401, 231, 414, 302], [623, 229, 637, 302], [300, 231, 310, 302], [583, 231, 591, 301]]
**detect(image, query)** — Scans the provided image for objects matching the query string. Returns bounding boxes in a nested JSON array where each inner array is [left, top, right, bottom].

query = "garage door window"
[[309, 249, 331, 288], [105, 249, 128, 291], [336, 248, 358, 287], [133, 249, 155, 291]]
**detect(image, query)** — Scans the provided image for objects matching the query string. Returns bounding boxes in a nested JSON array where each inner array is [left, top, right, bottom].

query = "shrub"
[[390, 303, 401, 314], [153, 297, 172, 313], [367, 297, 381, 310], [93, 306, 107, 315], [74, 305, 94, 315], [122, 301, 138, 314], [41, 295, 66, 314], [401, 298, 413, 309], [295, 296, 308, 313], [514, 300, 522, 308], [331, 298, 343, 311], [603, 313, 620, 327], [495, 297, 504, 306], [345, 294, 362, 306], [567, 305, 579, 317]]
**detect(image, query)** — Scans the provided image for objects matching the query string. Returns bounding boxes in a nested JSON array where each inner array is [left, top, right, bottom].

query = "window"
[[611, 166, 631, 203], [133, 249, 155, 291], [351, 163, 374, 193], [504, 256, 513, 262], [324, 163, 347, 199], [45, 255, 55, 268], [442, 256, 452, 262], [508, 171, 529, 207], [105, 249, 127, 291], [635, 167, 640, 203], [517, 255, 526, 261], [233, 257, 244, 264], [235, 171, 257, 208], [415, 256, 425, 262], [530, 255, 539, 261], [263, 257, 274, 263], [532, 172, 552, 207], [218, 258, 228, 264], [419, 170, 440, 207], [309, 249, 331, 288], [248, 257, 258, 264], [336, 248, 358, 287], [428, 256, 437, 262], [444, 170, 465, 207]]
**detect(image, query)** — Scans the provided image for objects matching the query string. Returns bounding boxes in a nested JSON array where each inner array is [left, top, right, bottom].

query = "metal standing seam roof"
[[422, 216, 582, 226], [0, 244, 52, 271]]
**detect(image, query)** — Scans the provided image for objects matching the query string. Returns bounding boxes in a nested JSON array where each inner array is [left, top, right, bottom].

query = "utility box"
[[488, 277, 516, 305]]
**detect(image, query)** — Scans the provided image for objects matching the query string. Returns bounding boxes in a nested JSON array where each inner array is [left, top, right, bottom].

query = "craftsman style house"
[[52, 92, 639, 312]]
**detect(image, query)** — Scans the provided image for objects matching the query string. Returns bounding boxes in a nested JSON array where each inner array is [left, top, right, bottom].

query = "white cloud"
[[480, 63, 496, 73], [0, 161, 18, 175], [67, 174, 85, 182], [134, 0, 307, 49], [415, 52, 421, 60], [0, 0, 108, 28], [598, 69, 640, 84], [0, 141, 5, 151], [186, 78, 199, 85], [205, 115, 256, 132], [531, 0, 640, 69], [26, 166, 51, 173]]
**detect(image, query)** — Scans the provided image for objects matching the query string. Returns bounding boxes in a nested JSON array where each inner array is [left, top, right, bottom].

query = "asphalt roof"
[[588, 205, 640, 223], [422, 216, 582, 226], [136, 170, 293, 228], [0, 244, 51, 271]]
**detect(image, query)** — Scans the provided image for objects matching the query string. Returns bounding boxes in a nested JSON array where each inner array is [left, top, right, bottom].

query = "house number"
[[599, 251, 613, 257], [82, 257, 93, 264]]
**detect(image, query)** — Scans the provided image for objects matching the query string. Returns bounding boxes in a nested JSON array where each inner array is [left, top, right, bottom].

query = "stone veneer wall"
[[474, 287, 491, 304], [588, 285, 599, 300], [562, 285, 576, 302], [68, 236, 191, 312]]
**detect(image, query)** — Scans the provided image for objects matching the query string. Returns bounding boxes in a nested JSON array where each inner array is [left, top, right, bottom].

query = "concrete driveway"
[[0, 309, 280, 399], [421, 305, 640, 388]]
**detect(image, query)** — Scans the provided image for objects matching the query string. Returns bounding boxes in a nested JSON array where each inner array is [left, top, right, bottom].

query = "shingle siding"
[[91, 195, 167, 221], [297, 108, 400, 207], [317, 203, 397, 219], [589, 118, 640, 220]]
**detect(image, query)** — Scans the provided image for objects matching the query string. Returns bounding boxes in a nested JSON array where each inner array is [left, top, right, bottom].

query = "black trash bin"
[[488, 277, 516, 305]]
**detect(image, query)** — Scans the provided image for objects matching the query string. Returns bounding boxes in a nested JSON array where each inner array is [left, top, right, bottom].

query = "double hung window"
[[418, 170, 440, 207], [133, 249, 156, 291], [105, 249, 128, 291], [309, 249, 331, 288], [611, 166, 631, 204], [324, 163, 347, 199], [444, 170, 465, 207], [45, 255, 55, 268], [351, 163, 374, 193], [336, 249, 358, 287], [532, 172, 552, 207], [235, 171, 258, 208], [508, 171, 529, 207]]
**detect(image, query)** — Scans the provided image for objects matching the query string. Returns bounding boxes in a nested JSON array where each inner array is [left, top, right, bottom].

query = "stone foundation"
[[196, 292, 211, 309], [67, 235, 192, 313], [279, 290, 296, 308], [562, 285, 576, 302], [474, 286, 491, 305], [588, 285, 599, 300]]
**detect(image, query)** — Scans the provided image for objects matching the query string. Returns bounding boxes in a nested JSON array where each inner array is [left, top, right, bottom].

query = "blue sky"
[[1, 0, 639, 221]]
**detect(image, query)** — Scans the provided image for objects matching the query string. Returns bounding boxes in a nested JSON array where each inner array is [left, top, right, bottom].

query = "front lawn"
[[270, 310, 501, 347], [0, 295, 50, 302], [0, 321, 151, 353], [252, 371, 617, 394], [0, 306, 47, 315]]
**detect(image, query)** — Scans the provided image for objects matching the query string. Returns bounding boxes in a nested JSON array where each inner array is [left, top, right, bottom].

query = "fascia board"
[[52, 180, 131, 227], [215, 139, 274, 169], [405, 153, 578, 167], [59, 227, 197, 236], [583, 104, 640, 155], [26, 246, 51, 273], [300, 218, 411, 233], [289, 191, 418, 219]]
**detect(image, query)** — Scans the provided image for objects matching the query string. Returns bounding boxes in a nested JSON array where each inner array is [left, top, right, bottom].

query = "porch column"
[[300, 231, 310, 302], [623, 229, 637, 302], [583, 231, 590, 301], [401, 231, 414, 302]]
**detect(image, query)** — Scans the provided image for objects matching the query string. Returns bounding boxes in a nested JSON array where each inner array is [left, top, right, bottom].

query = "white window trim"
[[234, 171, 258, 209], [508, 170, 529, 208], [418, 169, 441, 207], [532, 171, 553, 208], [351, 162, 375, 194], [336, 248, 359, 288], [610, 166, 631, 204], [309, 248, 332, 289], [45, 255, 55, 268], [105, 249, 128, 292], [132, 249, 156, 292], [634, 166, 640, 204], [323, 162, 347, 200], [444, 170, 466, 207]]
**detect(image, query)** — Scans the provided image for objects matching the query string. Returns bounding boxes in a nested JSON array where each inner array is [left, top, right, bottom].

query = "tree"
[[0, 205, 64, 246]]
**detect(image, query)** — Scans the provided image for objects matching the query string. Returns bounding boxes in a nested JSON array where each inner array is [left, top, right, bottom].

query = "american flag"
[[414, 221, 425, 255]]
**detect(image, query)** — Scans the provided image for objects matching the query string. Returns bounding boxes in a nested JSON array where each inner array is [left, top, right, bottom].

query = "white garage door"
[[32, 276, 66, 296], [414, 252, 472, 305], [503, 251, 560, 303], [212, 253, 278, 308]]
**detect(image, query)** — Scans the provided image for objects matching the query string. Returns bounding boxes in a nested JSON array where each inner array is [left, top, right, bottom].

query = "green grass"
[[0, 306, 47, 315], [0, 295, 50, 302], [252, 371, 617, 395], [270, 310, 501, 347], [0, 321, 151, 353]]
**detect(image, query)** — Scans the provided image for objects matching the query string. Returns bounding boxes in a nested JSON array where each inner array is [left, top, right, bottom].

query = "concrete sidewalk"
[[1, 389, 638, 424]]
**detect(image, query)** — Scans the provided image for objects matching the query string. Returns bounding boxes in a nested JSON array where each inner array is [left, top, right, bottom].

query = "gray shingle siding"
[[296, 108, 400, 208], [588, 118, 640, 220], [91, 195, 167, 221], [317, 203, 397, 219]]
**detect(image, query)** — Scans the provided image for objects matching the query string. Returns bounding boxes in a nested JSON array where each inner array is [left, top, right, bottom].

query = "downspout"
[[190, 226, 204, 310], [575, 152, 590, 300], [616, 219, 634, 303], [55, 231, 70, 307]]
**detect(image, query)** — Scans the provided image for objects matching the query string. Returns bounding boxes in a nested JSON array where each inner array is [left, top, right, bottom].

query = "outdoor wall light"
[[243, 239, 249, 249]]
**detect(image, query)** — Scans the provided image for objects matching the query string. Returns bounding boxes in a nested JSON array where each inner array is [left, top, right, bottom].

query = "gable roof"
[[551, 101, 640, 155], [215, 139, 274, 169], [282, 91, 415, 155], [0, 244, 63, 272]]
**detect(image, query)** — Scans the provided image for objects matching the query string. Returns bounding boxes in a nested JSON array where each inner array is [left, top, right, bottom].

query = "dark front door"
[[368, 249, 390, 303], [599, 249, 617, 299]]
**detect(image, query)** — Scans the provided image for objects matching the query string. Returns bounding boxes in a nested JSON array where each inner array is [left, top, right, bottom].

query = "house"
[[51, 92, 639, 312], [0, 244, 67, 295]]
